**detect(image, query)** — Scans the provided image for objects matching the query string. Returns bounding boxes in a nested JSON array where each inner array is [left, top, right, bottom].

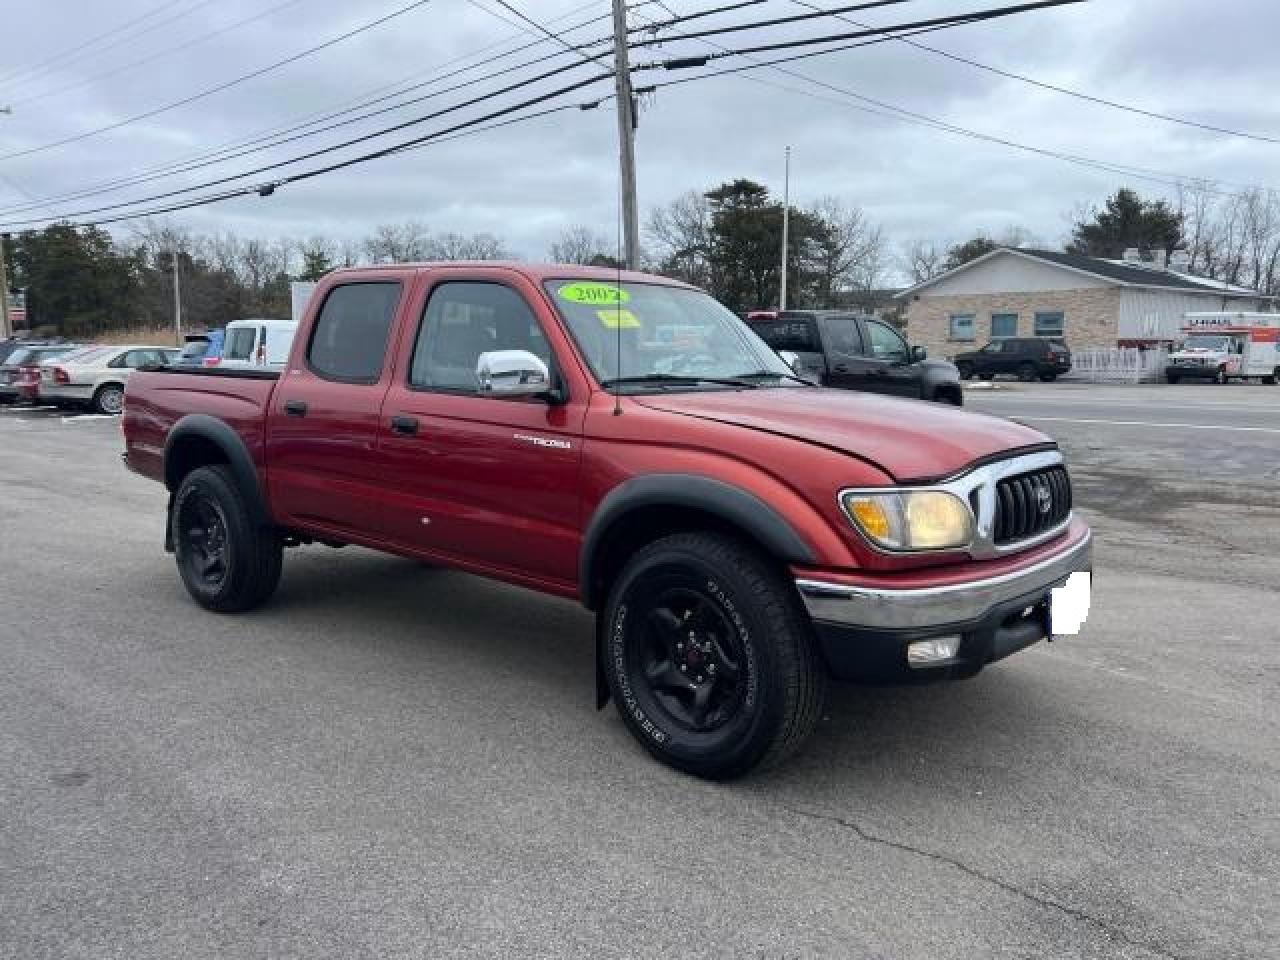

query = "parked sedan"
[[40, 345, 180, 414], [0, 345, 80, 404]]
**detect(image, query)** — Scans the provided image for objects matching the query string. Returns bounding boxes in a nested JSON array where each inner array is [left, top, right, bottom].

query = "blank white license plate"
[[1049, 572, 1091, 637]]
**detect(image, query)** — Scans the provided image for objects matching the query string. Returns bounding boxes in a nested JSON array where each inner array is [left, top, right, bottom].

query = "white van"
[[216, 318, 298, 370]]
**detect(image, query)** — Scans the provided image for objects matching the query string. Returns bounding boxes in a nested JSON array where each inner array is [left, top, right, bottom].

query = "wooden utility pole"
[[0, 233, 12, 339], [779, 146, 791, 311], [170, 249, 183, 343], [611, 0, 640, 270]]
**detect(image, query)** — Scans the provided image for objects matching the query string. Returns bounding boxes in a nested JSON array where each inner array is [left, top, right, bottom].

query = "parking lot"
[[1, 384, 1276, 960]]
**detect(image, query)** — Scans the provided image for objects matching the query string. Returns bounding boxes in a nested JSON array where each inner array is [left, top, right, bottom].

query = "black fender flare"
[[582, 474, 817, 709], [579, 473, 816, 609], [164, 414, 271, 528]]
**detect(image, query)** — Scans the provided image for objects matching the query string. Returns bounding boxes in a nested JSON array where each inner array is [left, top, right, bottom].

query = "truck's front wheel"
[[172, 465, 282, 613], [602, 532, 825, 779]]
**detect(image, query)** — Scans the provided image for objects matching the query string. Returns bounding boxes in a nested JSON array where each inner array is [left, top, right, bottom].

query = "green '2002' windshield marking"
[[556, 281, 630, 305]]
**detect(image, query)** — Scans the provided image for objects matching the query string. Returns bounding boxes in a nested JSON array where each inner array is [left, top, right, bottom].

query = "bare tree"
[[809, 196, 886, 305], [646, 190, 711, 286], [428, 231, 512, 261], [901, 239, 947, 284], [364, 221, 432, 263], [549, 224, 612, 265]]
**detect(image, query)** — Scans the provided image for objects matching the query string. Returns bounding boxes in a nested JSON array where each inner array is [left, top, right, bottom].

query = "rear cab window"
[[817, 315, 864, 357], [307, 281, 402, 383], [754, 317, 820, 353]]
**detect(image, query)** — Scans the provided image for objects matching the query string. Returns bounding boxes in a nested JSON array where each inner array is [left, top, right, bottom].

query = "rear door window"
[[307, 282, 402, 383], [817, 315, 864, 357]]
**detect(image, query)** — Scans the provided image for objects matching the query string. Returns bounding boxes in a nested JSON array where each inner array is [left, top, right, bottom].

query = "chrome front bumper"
[[796, 530, 1093, 631]]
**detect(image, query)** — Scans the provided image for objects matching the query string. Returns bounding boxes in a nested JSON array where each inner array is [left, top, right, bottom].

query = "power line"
[[635, 0, 1088, 60], [0, 0, 1111, 228], [0, 0, 728, 217], [0, 0, 220, 93], [9, 0, 310, 109], [0, 0, 615, 217], [645, 19, 1253, 195], [0, 0, 439, 162], [787, 0, 1280, 147], [0, 58, 613, 227], [477, 0, 611, 66], [23, 83, 610, 229]]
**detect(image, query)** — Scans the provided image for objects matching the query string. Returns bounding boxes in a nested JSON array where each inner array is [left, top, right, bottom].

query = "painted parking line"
[[62, 414, 117, 423], [976, 395, 1280, 413], [1011, 415, 1280, 435]]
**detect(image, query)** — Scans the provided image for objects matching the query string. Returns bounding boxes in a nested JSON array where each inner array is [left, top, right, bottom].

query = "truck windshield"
[[1181, 336, 1230, 350], [544, 280, 799, 390]]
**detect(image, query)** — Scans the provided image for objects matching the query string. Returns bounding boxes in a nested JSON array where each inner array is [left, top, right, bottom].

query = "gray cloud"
[[1, 0, 1276, 267]]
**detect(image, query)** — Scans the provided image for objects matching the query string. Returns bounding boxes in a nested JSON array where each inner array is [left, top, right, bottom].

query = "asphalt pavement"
[[1, 387, 1276, 960]]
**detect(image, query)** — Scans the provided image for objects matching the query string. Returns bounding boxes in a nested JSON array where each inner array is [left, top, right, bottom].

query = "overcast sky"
[[0, 0, 1276, 275]]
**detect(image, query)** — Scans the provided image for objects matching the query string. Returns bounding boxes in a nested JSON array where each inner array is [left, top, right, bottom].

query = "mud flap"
[[595, 614, 610, 710], [164, 493, 175, 553]]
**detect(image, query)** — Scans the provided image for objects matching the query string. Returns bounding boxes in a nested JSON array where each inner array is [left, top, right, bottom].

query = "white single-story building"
[[898, 247, 1273, 356]]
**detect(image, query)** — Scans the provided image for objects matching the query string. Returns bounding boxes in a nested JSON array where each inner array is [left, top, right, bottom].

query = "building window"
[[948, 313, 975, 341], [1034, 311, 1065, 338], [991, 313, 1018, 338]]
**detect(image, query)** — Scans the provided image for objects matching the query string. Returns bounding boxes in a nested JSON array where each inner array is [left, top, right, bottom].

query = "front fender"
[[578, 473, 817, 609]]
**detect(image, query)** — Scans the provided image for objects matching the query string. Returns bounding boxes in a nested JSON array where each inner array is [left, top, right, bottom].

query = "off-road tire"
[[172, 465, 282, 613], [602, 531, 826, 780]]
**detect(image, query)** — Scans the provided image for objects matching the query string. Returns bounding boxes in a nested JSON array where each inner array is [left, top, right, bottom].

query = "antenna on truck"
[[613, 178, 624, 416]]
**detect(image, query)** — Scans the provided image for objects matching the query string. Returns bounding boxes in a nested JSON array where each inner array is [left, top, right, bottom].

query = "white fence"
[[1061, 347, 1169, 383]]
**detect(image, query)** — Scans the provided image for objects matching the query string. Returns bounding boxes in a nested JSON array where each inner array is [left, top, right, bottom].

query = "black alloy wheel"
[[172, 465, 283, 612], [178, 494, 231, 591], [633, 584, 749, 734]]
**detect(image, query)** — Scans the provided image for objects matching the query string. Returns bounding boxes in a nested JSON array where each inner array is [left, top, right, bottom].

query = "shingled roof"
[[899, 247, 1267, 298]]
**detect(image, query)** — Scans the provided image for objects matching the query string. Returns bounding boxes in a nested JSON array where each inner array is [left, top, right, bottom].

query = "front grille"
[[993, 466, 1072, 545]]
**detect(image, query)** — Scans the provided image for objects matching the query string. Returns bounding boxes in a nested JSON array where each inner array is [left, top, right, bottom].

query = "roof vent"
[[1122, 248, 1142, 263]]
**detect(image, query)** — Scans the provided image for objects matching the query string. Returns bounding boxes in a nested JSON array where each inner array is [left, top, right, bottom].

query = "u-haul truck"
[[1166, 312, 1280, 384]]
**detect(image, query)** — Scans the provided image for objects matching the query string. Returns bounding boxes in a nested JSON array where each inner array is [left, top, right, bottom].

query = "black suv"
[[748, 311, 963, 404], [952, 338, 1072, 382]]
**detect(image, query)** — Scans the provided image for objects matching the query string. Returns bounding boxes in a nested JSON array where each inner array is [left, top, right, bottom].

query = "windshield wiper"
[[730, 369, 816, 386], [599, 373, 760, 390]]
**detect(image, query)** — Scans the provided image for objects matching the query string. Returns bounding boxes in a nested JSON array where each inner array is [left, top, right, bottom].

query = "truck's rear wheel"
[[172, 465, 282, 612], [602, 532, 825, 780], [1017, 362, 1038, 382], [1265, 367, 1279, 385], [1215, 366, 1228, 385]]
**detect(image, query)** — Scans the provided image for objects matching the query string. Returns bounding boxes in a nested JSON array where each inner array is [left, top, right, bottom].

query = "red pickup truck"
[[124, 263, 1092, 779]]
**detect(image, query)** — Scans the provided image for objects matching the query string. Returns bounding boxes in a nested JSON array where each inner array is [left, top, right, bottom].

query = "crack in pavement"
[[781, 804, 1192, 960]]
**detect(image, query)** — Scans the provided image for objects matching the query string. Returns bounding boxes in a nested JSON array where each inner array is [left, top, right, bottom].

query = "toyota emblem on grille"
[[1035, 482, 1053, 514]]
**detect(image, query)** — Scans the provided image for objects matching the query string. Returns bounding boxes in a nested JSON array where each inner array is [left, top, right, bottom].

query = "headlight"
[[841, 490, 973, 551]]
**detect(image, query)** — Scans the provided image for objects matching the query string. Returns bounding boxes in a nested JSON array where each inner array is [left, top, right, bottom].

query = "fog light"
[[907, 635, 962, 667]]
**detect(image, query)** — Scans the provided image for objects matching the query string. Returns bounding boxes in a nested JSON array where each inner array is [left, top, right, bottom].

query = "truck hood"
[[633, 388, 1052, 482]]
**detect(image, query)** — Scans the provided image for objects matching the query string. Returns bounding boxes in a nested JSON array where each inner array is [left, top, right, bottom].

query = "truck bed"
[[124, 366, 279, 486]]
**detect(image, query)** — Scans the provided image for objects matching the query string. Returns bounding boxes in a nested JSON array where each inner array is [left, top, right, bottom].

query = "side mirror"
[[910, 345, 927, 362], [476, 349, 551, 398]]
